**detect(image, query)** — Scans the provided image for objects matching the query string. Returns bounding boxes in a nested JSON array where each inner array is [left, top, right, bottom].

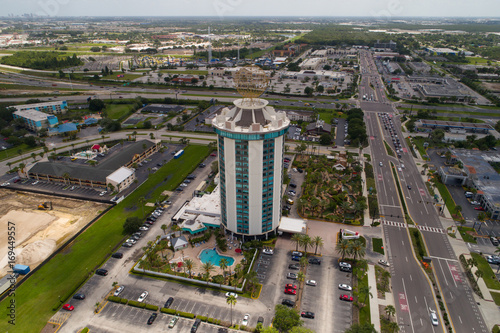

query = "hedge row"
[[145, 304, 158, 311], [128, 300, 146, 308], [178, 311, 195, 319], [108, 296, 128, 304], [80, 328, 89, 333], [160, 308, 177, 314]]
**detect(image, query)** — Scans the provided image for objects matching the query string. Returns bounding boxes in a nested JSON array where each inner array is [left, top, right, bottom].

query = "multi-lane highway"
[[360, 50, 488, 333]]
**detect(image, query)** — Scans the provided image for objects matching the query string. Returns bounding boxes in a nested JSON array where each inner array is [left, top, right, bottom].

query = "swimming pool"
[[199, 249, 234, 267]]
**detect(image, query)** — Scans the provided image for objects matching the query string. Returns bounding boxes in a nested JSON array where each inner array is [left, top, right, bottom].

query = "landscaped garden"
[[293, 153, 367, 224]]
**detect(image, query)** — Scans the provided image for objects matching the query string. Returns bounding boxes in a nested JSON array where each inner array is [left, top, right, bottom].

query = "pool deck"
[[170, 236, 244, 276]]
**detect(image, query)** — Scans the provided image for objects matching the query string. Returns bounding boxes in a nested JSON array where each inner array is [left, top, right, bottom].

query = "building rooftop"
[[417, 119, 493, 131], [14, 109, 50, 122], [107, 166, 134, 183]]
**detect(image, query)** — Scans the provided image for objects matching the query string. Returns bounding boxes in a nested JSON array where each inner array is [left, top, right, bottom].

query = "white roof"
[[172, 236, 188, 249], [107, 167, 134, 183], [278, 217, 307, 234]]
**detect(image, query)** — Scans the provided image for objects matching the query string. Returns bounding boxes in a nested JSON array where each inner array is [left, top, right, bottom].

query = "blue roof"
[[84, 118, 98, 125], [57, 123, 78, 133]]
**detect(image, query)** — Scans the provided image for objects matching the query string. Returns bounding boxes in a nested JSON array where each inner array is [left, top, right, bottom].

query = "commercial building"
[[439, 149, 500, 220], [28, 140, 160, 192], [374, 40, 397, 50], [13, 110, 59, 133], [141, 104, 185, 114], [12, 100, 68, 115], [414, 119, 493, 134], [212, 97, 290, 239]]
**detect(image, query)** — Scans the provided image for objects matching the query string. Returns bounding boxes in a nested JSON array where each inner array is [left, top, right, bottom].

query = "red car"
[[62, 304, 74, 311], [474, 207, 485, 211], [210, 153, 217, 156], [285, 284, 297, 290], [284, 288, 296, 295], [339, 294, 353, 302]]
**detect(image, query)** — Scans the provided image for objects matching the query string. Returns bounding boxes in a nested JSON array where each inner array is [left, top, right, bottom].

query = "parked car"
[[301, 311, 315, 319], [338, 284, 352, 291], [486, 255, 500, 264], [147, 313, 157, 325], [164, 296, 174, 308], [430, 310, 439, 326], [285, 284, 297, 290], [340, 294, 354, 302], [257, 316, 264, 325], [262, 248, 274, 255], [288, 264, 300, 270], [225, 292, 238, 299], [284, 288, 296, 295], [282, 299, 295, 307], [95, 268, 108, 276], [122, 242, 133, 248], [168, 316, 179, 328], [291, 256, 301, 261], [138, 291, 149, 302], [113, 285, 125, 296], [287, 272, 297, 280], [191, 318, 202, 332], [62, 304, 74, 311], [491, 237, 499, 246], [309, 258, 321, 265], [111, 252, 123, 259], [241, 314, 250, 326], [73, 293, 85, 300], [306, 280, 317, 286]]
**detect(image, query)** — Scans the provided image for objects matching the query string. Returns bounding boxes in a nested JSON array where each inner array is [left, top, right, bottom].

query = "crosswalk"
[[416, 225, 446, 234], [382, 221, 446, 234]]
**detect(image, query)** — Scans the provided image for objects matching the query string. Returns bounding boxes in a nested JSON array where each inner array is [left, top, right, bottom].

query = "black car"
[[176, 187, 184, 192], [282, 299, 295, 307], [297, 168, 303, 173], [218, 329, 228, 333], [288, 264, 300, 270], [309, 258, 321, 265], [147, 313, 157, 325], [289, 183, 297, 188], [301, 311, 315, 319], [164, 297, 174, 308], [111, 252, 123, 259], [187, 175, 196, 180], [257, 317, 264, 325], [199, 163, 206, 168], [191, 318, 201, 332], [95, 268, 108, 276], [73, 293, 85, 300]]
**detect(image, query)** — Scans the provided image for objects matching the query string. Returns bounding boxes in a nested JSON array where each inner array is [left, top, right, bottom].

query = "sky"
[[3, 0, 500, 18]]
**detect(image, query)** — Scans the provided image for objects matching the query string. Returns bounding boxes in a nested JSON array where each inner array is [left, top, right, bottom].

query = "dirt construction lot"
[[0, 189, 109, 278]]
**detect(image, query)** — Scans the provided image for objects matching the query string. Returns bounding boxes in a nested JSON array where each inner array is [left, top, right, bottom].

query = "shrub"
[[178, 311, 195, 319], [81, 328, 89, 333], [160, 308, 177, 314], [128, 300, 146, 308], [145, 304, 158, 311], [121, 298, 128, 304], [108, 296, 122, 303], [197, 315, 208, 322]]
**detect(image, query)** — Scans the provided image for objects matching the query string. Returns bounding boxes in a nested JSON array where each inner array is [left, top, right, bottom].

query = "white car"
[[126, 238, 137, 244], [430, 310, 439, 326], [225, 292, 238, 299], [114, 286, 125, 296], [262, 248, 274, 255], [338, 284, 352, 291], [1, 182, 10, 187], [241, 314, 250, 326], [99, 191, 107, 196], [180, 183, 188, 187], [306, 280, 317, 286], [378, 259, 390, 267], [138, 291, 148, 302]]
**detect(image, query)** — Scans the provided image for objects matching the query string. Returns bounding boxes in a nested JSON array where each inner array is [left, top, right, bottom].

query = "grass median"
[[0, 144, 212, 333]]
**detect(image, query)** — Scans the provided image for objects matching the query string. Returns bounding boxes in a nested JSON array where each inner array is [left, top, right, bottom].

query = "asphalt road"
[[360, 49, 488, 333]]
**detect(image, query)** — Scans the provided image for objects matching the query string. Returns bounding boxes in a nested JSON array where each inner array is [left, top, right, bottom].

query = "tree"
[[350, 240, 366, 261], [297, 271, 305, 295], [336, 239, 351, 260], [385, 305, 396, 320], [319, 133, 332, 145], [359, 284, 373, 306], [300, 235, 312, 253], [123, 216, 142, 234], [161, 224, 168, 235], [291, 234, 302, 251], [202, 262, 215, 285], [304, 86, 314, 97], [226, 294, 237, 327], [272, 304, 302, 332], [475, 269, 483, 283], [455, 205, 462, 215], [89, 99, 105, 112], [31, 152, 36, 162], [219, 258, 229, 278], [290, 328, 315, 333], [312, 236, 324, 255], [185, 259, 194, 278]]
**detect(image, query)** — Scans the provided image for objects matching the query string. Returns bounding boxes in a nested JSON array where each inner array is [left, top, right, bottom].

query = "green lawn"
[[457, 226, 478, 244], [357, 273, 371, 324], [434, 181, 462, 219], [383, 141, 395, 157], [101, 73, 141, 81], [106, 104, 136, 120], [0, 144, 212, 333], [471, 253, 500, 290], [490, 292, 500, 306], [372, 238, 385, 255], [0, 144, 37, 163]]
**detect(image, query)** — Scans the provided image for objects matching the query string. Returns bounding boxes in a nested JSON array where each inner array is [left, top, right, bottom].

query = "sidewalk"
[[367, 264, 381, 332]]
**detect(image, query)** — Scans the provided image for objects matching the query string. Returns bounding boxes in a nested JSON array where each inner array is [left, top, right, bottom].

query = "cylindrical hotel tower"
[[212, 97, 290, 239]]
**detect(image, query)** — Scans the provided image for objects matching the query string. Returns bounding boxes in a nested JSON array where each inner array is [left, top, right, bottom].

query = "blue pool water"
[[199, 249, 234, 266]]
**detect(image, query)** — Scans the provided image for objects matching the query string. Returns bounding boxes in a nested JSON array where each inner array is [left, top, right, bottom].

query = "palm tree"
[[185, 259, 194, 278], [202, 262, 215, 285], [227, 295, 237, 326], [301, 234, 312, 254], [350, 240, 366, 261], [219, 258, 229, 279], [359, 284, 373, 306], [299, 256, 308, 270], [336, 239, 350, 260], [385, 305, 396, 320], [291, 233, 302, 251], [312, 236, 324, 255], [297, 271, 305, 297], [31, 153, 36, 162], [62, 172, 70, 184], [6, 162, 12, 171], [245, 271, 259, 296], [475, 269, 483, 283], [161, 224, 168, 235]]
